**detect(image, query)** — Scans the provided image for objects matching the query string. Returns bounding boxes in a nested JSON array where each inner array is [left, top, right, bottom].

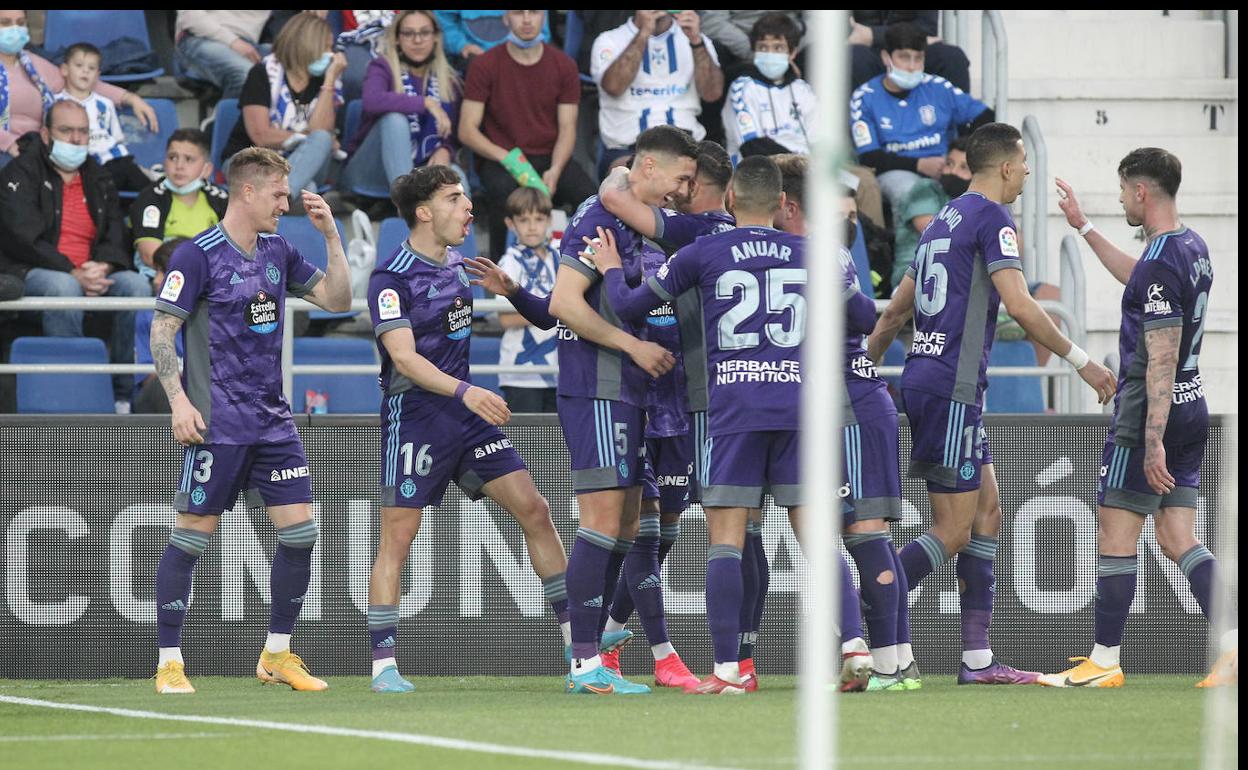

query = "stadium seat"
[[118, 98, 179, 199], [11, 337, 115, 414], [342, 100, 393, 199], [984, 341, 1046, 414], [469, 334, 502, 395], [209, 99, 240, 183], [849, 219, 874, 299], [292, 337, 381, 414], [562, 11, 596, 84], [377, 217, 410, 258], [277, 216, 352, 320], [43, 10, 164, 83]]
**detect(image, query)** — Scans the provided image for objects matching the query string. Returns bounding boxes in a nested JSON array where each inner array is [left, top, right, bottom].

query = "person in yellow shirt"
[[131, 129, 228, 269]]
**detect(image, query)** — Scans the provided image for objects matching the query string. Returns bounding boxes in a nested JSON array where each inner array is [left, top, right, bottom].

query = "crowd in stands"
[[2, 10, 1053, 415]]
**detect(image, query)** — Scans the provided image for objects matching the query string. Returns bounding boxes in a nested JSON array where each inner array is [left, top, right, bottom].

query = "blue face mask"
[[308, 52, 332, 77], [49, 140, 88, 171], [0, 25, 30, 55], [506, 31, 541, 49], [163, 176, 205, 196], [753, 52, 791, 81], [887, 66, 925, 91]]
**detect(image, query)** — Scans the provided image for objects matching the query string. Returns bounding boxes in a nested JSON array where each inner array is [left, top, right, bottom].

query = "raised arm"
[[463, 256, 557, 330], [598, 167, 658, 238], [1056, 177, 1137, 285]]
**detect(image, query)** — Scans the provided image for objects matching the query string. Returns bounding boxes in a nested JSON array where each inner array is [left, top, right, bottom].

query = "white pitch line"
[[0, 732, 236, 743], [0, 695, 741, 770]]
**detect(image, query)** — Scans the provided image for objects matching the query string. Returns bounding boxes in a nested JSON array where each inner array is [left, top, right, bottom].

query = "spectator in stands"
[[459, 10, 593, 260], [850, 23, 993, 217], [496, 187, 559, 412], [700, 10, 805, 72], [0, 100, 150, 411], [722, 14, 815, 158], [55, 43, 156, 194], [131, 129, 228, 270], [591, 11, 724, 178], [133, 238, 186, 414], [434, 10, 551, 65], [343, 10, 462, 194], [0, 10, 158, 170], [849, 11, 970, 93], [222, 12, 346, 210], [333, 10, 397, 104], [175, 11, 273, 99]]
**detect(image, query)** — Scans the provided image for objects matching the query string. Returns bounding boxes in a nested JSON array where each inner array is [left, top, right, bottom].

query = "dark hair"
[[731, 155, 783, 213], [771, 153, 807, 209], [390, 165, 463, 228], [883, 22, 927, 54], [152, 237, 189, 273], [167, 128, 211, 158], [64, 42, 102, 65], [749, 13, 803, 50], [635, 125, 699, 161], [966, 122, 1023, 174], [505, 186, 553, 219], [1118, 147, 1181, 199], [948, 136, 971, 155], [44, 98, 86, 129], [694, 140, 732, 191]]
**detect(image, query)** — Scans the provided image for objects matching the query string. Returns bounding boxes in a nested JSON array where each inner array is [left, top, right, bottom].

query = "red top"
[[462, 44, 581, 157], [57, 175, 96, 269]]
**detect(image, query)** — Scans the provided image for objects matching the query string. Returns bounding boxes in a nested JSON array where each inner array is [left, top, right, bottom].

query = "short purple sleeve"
[[368, 271, 412, 338], [153, 241, 209, 319], [977, 205, 1024, 275], [654, 208, 702, 251], [1137, 259, 1186, 331], [285, 239, 324, 298], [645, 243, 701, 302]]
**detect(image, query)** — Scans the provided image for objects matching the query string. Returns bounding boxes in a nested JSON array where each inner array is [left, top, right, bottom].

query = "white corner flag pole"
[[801, 9, 848, 770]]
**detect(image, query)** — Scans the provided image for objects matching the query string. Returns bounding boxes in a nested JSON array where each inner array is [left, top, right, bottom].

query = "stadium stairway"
[[962, 10, 1238, 413]]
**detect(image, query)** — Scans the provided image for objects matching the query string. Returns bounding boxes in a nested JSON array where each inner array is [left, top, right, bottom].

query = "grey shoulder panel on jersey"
[[677, 287, 708, 412], [183, 300, 213, 438]]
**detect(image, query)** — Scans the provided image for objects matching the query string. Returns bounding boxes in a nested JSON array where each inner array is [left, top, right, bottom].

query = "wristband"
[[1063, 344, 1090, 369], [454, 381, 471, 400], [1077, 221, 1095, 237], [690, 39, 705, 49]]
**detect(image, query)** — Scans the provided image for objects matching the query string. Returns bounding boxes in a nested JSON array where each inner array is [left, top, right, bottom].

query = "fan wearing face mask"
[[849, 22, 994, 218], [721, 13, 816, 159], [132, 129, 229, 272]]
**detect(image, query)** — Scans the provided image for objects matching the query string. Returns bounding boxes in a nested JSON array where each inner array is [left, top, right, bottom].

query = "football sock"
[[706, 545, 744, 664], [368, 603, 399, 673], [541, 572, 571, 646], [623, 517, 669, 646], [846, 532, 900, 651], [264, 632, 291, 654], [651, 641, 676, 661], [158, 647, 183, 666], [156, 527, 209, 649], [957, 535, 997, 658], [891, 543, 913, 657], [899, 531, 948, 586], [1178, 545, 1225, 623], [839, 553, 864, 644], [598, 538, 631, 640], [738, 527, 760, 660], [659, 522, 679, 563], [567, 528, 615, 661], [269, 520, 317, 635], [1094, 554, 1136, 650], [750, 525, 770, 652]]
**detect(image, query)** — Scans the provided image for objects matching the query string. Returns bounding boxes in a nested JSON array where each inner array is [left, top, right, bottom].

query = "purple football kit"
[[901, 192, 1019, 492], [1098, 227, 1212, 514], [368, 242, 525, 508], [155, 225, 323, 515]]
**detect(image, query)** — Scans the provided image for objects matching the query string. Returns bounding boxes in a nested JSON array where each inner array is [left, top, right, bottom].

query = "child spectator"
[[131, 129, 228, 270], [722, 13, 815, 158], [133, 238, 187, 414], [495, 187, 558, 412], [55, 42, 155, 193]]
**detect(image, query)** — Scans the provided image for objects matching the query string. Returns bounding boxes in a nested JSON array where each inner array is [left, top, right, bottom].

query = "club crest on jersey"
[[160, 270, 185, 301], [457, 266, 471, 287], [246, 291, 279, 334], [444, 296, 472, 340], [618, 459, 630, 478], [190, 486, 206, 506], [960, 461, 975, 481], [998, 227, 1020, 258], [919, 105, 937, 126], [265, 263, 281, 285], [400, 478, 417, 498], [378, 288, 401, 320]]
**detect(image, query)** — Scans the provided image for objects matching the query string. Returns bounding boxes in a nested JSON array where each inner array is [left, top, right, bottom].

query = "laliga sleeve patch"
[[142, 204, 161, 229], [998, 226, 1020, 258], [377, 288, 402, 321], [160, 270, 185, 302], [851, 120, 872, 148]]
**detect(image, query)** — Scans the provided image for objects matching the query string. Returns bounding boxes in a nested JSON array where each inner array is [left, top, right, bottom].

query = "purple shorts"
[[641, 435, 694, 514], [1097, 432, 1203, 515], [703, 430, 801, 509], [902, 389, 991, 493], [174, 438, 312, 516], [381, 392, 526, 509], [557, 396, 644, 493], [689, 410, 707, 503], [842, 417, 903, 528]]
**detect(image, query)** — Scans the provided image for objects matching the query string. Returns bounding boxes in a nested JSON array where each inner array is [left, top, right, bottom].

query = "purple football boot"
[[957, 658, 1042, 685]]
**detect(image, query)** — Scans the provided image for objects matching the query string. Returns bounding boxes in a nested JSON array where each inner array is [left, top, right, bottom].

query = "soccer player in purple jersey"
[[869, 123, 1116, 685], [149, 148, 352, 694], [587, 155, 803, 695], [594, 141, 734, 690], [547, 125, 689, 695], [1041, 150, 1237, 688], [363, 166, 570, 693]]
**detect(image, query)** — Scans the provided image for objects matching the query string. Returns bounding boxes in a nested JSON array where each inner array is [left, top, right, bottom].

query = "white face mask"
[[753, 51, 790, 80]]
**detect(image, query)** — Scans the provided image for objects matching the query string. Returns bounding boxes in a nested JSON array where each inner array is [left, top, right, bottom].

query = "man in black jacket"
[[0, 100, 150, 410]]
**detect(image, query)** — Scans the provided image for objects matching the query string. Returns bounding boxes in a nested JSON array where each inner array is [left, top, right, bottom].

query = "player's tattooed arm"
[[151, 312, 185, 401], [600, 12, 661, 97], [598, 167, 658, 239], [1142, 325, 1181, 494], [866, 274, 915, 363]]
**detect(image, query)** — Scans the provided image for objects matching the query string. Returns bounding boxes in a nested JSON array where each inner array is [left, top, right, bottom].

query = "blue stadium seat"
[[849, 219, 874, 299], [984, 341, 1046, 414], [469, 334, 502, 395], [11, 337, 115, 413], [882, 339, 906, 390], [44, 10, 164, 83], [562, 11, 595, 84], [118, 98, 179, 199], [276, 216, 351, 320], [292, 337, 380, 414], [377, 217, 409, 258], [342, 100, 393, 199], [209, 99, 240, 183]]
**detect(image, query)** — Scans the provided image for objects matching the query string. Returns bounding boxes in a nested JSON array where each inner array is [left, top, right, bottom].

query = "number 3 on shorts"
[[192, 449, 214, 483]]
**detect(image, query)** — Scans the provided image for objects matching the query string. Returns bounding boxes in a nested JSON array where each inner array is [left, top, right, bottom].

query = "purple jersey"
[[556, 196, 648, 405], [154, 225, 322, 445], [900, 192, 1023, 404], [648, 226, 806, 436], [1111, 227, 1212, 446], [652, 207, 736, 254], [640, 241, 688, 437], [839, 246, 893, 426], [368, 242, 474, 396]]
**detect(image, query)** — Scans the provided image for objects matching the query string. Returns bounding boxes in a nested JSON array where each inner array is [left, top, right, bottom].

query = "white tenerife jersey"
[[722, 73, 816, 157], [590, 19, 719, 150], [55, 90, 129, 164]]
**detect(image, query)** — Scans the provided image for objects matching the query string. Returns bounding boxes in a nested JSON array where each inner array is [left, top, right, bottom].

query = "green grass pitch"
[[0, 675, 1235, 769]]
